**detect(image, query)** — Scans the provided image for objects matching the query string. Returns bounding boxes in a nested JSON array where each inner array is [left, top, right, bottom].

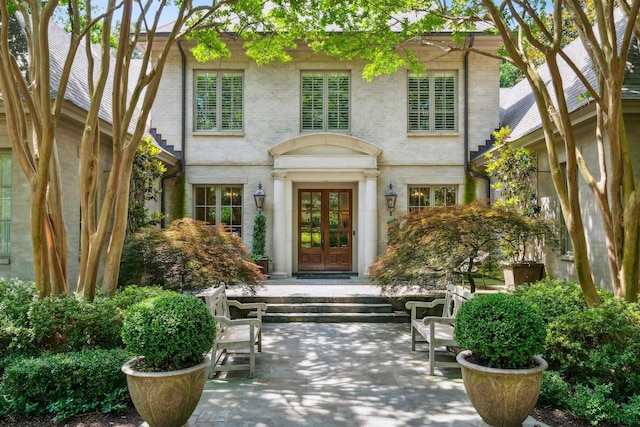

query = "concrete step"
[[231, 294, 433, 323], [264, 302, 394, 314], [258, 311, 410, 323]]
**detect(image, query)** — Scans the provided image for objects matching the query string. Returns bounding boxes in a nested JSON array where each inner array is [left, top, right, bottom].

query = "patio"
[[185, 279, 548, 427]]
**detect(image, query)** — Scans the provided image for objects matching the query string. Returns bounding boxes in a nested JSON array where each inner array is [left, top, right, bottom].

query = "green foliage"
[[128, 137, 167, 235], [121, 292, 216, 372], [29, 293, 124, 352], [0, 278, 36, 327], [513, 278, 590, 324], [120, 218, 265, 293], [462, 175, 477, 205], [515, 279, 640, 425], [544, 301, 640, 397], [485, 127, 539, 216], [370, 201, 521, 294], [0, 349, 132, 421], [0, 279, 36, 358], [538, 370, 570, 406], [251, 212, 267, 258], [566, 383, 621, 425], [106, 285, 166, 312], [500, 60, 525, 87], [454, 293, 546, 369], [484, 127, 559, 262]]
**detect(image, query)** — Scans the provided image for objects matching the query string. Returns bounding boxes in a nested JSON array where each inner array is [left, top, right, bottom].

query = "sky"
[[90, 1, 181, 27]]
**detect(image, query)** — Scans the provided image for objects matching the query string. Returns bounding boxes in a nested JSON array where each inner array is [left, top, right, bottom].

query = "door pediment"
[[269, 133, 382, 170]]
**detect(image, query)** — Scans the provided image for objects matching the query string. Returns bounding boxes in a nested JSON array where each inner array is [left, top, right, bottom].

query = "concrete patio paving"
[[184, 279, 548, 427]]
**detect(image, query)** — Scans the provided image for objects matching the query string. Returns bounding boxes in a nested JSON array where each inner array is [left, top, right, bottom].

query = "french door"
[[298, 189, 352, 271]]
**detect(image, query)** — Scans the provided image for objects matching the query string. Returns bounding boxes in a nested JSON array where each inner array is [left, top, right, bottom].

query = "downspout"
[[464, 34, 491, 199], [161, 39, 187, 226]]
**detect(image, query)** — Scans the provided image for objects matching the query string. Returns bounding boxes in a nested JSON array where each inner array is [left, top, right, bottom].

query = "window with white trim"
[[0, 152, 10, 256], [194, 71, 243, 132], [408, 185, 457, 211], [408, 72, 457, 132], [194, 185, 243, 236], [301, 71, 350, 131]]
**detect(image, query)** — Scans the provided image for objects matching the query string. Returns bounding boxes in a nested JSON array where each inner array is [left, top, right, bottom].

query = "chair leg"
[[411, 327, 417, 351], [208, 342, 218, 379], [429, 340, 435, 375], [249, 342, 256, 378]]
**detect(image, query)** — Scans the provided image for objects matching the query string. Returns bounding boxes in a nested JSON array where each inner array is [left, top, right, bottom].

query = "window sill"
[[559, 254, 574, 262], [193, 132, 245, 137], [407, 132, 460, 137]]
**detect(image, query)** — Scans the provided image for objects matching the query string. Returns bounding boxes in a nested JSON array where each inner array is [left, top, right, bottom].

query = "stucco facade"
[[153, 36, 502, 277]]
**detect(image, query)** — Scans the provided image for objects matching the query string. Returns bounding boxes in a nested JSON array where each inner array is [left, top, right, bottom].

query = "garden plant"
[[119, 218, 265, 293]]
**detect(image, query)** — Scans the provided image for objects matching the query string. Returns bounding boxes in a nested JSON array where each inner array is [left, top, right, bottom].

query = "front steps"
[[236, 295, 412, 323]]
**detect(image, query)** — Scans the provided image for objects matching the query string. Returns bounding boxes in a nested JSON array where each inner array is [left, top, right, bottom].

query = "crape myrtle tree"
[[283, 0, 640, 305], [0, 0, 312, 300]]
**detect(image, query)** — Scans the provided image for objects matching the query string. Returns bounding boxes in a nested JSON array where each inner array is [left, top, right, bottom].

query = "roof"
[[500, 9, 639, 140], [14, 20, 179, 163]]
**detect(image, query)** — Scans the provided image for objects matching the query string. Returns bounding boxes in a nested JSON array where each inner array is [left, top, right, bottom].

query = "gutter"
[[463, 34, 491, 199], [161, 39, 187, 226]]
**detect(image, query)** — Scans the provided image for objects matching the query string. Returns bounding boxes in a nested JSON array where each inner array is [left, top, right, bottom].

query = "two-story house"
[[150, 32, 502, 278]]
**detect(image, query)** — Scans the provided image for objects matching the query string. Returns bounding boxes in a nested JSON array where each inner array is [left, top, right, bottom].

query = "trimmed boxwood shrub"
[[121, 292, 216, 371], [106, 285, 166, 311], [454, 293, 546, 369], [29, 293, 124, 352], [0, 349, 133, 421]]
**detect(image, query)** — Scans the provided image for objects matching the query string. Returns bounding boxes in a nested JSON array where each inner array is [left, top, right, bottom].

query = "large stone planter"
[[122, 354, 210, 427], [457, 350, 547, 427], [502, 262, 545, 287]]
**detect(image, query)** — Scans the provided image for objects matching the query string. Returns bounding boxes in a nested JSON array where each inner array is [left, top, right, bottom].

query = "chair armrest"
[[421, 316, 455, 326], [214, 316, 262, 329], [227, 300, 268, 311], [405, 299, 445, 310], [227, 300, 267, 321], [406, 299, 445, 321]]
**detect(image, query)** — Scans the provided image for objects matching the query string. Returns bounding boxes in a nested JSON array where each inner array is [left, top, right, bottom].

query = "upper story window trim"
[[193, 71, 244, 133], [301, 71, 350, 133], [407, 71, 458, 133]]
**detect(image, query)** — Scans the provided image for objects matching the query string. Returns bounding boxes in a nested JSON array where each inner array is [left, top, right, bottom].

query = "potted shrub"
[[121, 292, 216, 427], [485, 127, 558, 286], [251, 212, 270, 277], [499, 214, 559, 287], [454, 293, 548, 427]]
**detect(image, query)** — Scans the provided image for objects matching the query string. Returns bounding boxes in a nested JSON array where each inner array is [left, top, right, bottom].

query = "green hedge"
[[517, 279, 640, 426], [0, 279, 36, 359], [29, 293, 124, 352], [0, 349, 133, 421]]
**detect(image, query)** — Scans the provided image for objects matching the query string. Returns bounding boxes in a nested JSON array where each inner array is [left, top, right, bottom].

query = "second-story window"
[[301, 71, 350, 132], [408, 71, 457, 133], [194, 71, 243, 132]]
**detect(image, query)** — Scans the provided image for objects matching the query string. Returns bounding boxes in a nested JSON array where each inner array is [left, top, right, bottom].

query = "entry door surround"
[[298, 189, 352, 271], [268, 133, 383, 278]]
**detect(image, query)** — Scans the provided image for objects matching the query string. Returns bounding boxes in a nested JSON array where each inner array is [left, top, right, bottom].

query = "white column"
[[271, 172, 288, 278], [364, 172, 379, 276]]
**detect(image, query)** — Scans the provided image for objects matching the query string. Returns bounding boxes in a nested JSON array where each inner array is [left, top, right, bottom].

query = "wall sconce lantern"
[[253, 183, 266, 212], [384, 183, 398, 216]]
